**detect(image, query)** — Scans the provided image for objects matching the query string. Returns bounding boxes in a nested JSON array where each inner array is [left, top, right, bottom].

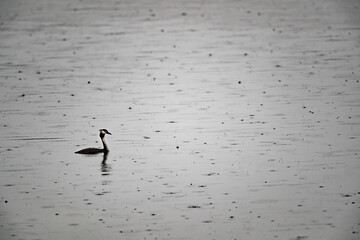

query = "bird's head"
[[99, 129, 112, 137]]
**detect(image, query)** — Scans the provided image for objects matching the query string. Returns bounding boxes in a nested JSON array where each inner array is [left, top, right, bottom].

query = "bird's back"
[[75, 148, 104, 154]]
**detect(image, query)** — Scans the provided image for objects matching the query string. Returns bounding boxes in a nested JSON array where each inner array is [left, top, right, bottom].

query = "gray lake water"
[[1, 0, 359, 239]]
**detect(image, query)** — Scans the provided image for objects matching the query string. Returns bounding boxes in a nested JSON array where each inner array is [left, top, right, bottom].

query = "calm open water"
[[1, 0, 360, 239]]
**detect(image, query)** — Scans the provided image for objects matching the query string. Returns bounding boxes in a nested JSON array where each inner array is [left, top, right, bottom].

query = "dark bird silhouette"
[[75, 129, 112, 154]]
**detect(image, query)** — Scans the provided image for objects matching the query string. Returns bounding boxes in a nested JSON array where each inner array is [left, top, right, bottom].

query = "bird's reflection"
[[101, 152, 111, 176], [101, 152, 108, 164]]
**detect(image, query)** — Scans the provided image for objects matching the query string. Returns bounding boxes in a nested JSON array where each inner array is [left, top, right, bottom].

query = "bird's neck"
[[101, 136, 109, 152]]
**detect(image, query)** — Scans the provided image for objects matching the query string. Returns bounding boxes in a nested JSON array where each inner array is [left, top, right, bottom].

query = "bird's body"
[[75, 129, 112, 154], [75, 147, 106, 154]]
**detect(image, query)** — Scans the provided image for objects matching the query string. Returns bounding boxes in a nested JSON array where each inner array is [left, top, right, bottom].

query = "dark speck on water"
[[187, 205, 201, 209]]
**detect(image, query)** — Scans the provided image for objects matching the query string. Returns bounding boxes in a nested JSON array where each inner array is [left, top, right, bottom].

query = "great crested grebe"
[[75, 129, 112, 154]]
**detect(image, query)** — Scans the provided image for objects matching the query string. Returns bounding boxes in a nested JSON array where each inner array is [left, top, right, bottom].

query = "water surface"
[[1, 0, 360, 239]]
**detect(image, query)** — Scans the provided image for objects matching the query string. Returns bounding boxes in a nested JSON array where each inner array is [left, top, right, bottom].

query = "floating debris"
[[187, 205, 201, 209]]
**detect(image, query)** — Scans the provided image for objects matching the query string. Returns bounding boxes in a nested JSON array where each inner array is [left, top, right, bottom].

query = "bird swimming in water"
[[75, 129, 112, 154]]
